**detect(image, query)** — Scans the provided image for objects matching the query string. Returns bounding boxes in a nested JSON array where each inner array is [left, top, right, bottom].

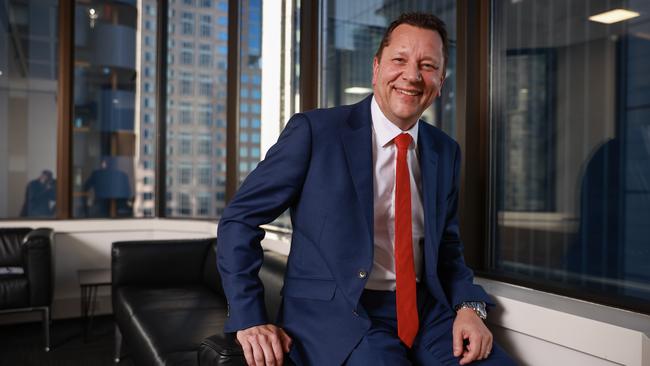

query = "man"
[[218, 12, 516, 366], [20, 170, 56, 217]]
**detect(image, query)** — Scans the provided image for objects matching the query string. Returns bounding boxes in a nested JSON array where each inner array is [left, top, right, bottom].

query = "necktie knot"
[[394, 133, 412, 150]]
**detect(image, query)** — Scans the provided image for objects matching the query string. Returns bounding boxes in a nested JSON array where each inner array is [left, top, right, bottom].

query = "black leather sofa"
[[0, 227, 54, 351], [112, 238, 287, 366]]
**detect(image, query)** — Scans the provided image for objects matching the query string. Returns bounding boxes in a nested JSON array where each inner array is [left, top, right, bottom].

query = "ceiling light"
[[344, 87, 372, 95], [589, 9, 640, 24], [0, 70, 3, 76]]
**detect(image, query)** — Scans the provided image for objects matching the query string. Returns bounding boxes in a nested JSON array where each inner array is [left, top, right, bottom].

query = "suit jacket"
[[217, 95, 492, 365]]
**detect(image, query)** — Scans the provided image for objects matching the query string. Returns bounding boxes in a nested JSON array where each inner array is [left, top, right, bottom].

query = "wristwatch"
[[455, 301, 487, 320]]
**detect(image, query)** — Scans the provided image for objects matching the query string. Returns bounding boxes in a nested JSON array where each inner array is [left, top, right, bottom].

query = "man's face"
[[372, 24, 445, 129]]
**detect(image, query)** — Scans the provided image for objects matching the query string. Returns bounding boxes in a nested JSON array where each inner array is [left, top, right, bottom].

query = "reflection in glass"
[[491, 0, 650, 307], [0, 0, 59, 218], [72, 0, 142, 218], [322, 0, 457, 135]]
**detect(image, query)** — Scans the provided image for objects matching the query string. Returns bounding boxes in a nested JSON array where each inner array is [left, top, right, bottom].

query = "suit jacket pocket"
[[281, 278, 336, 301]]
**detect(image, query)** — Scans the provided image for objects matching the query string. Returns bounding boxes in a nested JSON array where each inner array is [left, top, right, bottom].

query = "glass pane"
[[72, 0, 154, 218], [236, 0, 300, 230], [164, 0, 228, 218], [0, 0, 59, 218], [322, 0, 457, 135], [491, 0, 650, 308]]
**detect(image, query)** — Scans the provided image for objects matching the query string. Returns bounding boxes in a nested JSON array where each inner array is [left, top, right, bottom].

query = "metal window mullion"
[[225, 0, 241, 203], [155, 0, 169, 217]]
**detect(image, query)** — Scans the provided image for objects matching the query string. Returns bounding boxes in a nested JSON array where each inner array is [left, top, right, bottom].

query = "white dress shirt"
[[366, 97, 425, 291]]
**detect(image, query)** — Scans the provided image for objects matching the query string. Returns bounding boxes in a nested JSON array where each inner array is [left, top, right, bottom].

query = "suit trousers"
[[343, 287, 517, 366]]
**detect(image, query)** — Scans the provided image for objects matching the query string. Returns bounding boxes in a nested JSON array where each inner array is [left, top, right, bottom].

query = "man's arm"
[[217, 113, 311, 330], [438, 143, 494, 364], [217, 114, 311, 364]]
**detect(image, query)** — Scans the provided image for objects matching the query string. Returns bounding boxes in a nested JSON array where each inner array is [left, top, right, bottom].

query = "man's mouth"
[[394, 87, 422, 96]]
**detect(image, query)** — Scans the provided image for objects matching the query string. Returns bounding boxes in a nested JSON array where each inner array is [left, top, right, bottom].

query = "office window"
[[70, 0, 159, 218], [165, 1, 228, 218], [490, 0, 650, 312], [0, 0, 59, 218]]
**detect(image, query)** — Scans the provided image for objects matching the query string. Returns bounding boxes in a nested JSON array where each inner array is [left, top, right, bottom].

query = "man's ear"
[[437, 75, 446, 97], [372, 57, 380, 86]]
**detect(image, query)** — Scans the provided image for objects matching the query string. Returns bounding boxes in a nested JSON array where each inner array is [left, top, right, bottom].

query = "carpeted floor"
[[0, 315, 133, 366]]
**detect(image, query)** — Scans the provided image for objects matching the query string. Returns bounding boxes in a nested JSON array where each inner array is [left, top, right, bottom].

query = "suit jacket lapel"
[[340, 96, 374, 240], [418, 122, 439, 252]]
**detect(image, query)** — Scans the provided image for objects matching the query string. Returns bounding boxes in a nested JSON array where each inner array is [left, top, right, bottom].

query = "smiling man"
[[217, 12, 516, 366]]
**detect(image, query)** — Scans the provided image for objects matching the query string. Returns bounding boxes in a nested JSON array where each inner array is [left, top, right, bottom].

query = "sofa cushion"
[[115, 285, 226, 318], [120, 307, 229, 366], [0, 228, 30, 267], [0, 275, 29, 309]]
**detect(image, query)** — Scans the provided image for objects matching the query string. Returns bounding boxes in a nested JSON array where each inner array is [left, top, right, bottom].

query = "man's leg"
[[344, 290, 410, 366], [412, 300, 517, 366]]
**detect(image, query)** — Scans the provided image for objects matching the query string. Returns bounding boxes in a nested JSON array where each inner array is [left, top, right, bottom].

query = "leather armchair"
[[0, 227, 54, 351]]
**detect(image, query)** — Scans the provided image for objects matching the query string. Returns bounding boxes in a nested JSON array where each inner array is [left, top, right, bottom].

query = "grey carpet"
[[0, 315, 133, 366]]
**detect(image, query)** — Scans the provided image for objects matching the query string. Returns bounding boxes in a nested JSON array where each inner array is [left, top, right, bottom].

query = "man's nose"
[[402, 62, 422, 83]]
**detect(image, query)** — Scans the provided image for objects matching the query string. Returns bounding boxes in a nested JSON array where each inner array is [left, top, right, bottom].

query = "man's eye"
[[393, 58, 405, 63]]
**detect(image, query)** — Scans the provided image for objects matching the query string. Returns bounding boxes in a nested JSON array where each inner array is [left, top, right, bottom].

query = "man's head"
[[372, 12, 448, 130], [39, 170, 53, 183]]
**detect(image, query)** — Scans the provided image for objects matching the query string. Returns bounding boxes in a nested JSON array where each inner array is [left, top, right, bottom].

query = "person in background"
[[20, 170, 56, 217]]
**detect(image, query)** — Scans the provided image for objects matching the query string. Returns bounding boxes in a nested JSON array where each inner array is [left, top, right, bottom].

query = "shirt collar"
[[371, 96, 419, 149]]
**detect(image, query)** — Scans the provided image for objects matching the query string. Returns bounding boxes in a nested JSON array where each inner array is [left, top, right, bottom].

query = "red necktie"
[[394, 133, 418, 347]]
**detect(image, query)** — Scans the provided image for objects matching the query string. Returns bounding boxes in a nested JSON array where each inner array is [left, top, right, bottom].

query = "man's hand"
[[236, 324, 292, 366], [452, 308, 493, 365]]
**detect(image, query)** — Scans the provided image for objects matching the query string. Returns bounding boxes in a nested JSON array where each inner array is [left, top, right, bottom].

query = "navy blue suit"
[[217, 96, 496, 365]]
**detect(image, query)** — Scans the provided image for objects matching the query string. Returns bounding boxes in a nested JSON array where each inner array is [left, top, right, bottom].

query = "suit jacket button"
[[358, 270, 367, 279]]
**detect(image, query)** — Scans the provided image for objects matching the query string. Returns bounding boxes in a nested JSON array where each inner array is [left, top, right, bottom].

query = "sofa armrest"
[[112, 238, 216, 287], [199, 332, 295, 366], [199, 333, 246, 366], [22, 228, 54, 306]]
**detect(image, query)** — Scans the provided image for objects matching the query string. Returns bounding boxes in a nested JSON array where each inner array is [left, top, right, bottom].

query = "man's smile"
[[393, 87, 422, 96]]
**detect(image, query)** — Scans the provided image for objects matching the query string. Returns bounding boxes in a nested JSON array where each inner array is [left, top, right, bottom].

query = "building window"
[[198, 104, 212, 126], [198, 166, 212, 185], [182, 12, 194, 36], [179, 102, 192, 124], [178, 165, 192, 185], [199, 78, 213, 97], [178, 192, 191, 216], [197, 193, 211, 216], [179, 134, 192, 155], [490, 0, 650, 311], [198, 136, 212, 155]]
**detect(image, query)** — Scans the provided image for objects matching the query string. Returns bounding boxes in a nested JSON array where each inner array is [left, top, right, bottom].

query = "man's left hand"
[[452, 308, 493, 365]]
